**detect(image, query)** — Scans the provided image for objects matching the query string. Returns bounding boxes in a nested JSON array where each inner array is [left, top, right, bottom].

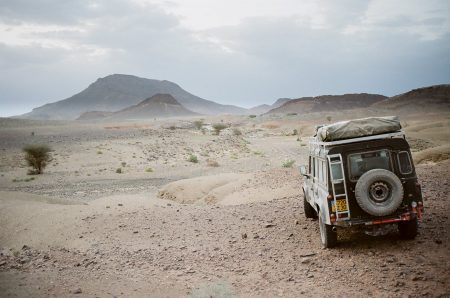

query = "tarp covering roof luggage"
[[316, 116, 402, 142]]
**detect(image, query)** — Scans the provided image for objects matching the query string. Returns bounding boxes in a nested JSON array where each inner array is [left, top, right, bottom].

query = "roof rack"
[[308, 131, 405, 155]]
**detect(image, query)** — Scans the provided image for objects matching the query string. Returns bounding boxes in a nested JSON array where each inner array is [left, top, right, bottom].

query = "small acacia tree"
[[212, 123, 228, 135], [23, 144, 52, 174]]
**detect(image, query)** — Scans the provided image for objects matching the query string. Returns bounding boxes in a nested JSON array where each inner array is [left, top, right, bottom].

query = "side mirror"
[[299, 165, 308, 176]]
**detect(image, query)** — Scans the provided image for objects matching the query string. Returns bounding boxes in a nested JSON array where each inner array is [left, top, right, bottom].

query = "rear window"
[[348, 150, 391, 181], [398, 151, 413, 174]]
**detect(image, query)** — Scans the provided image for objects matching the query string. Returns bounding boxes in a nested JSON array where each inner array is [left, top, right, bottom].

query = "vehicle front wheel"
[[303, 190, 317, 219], [319, 210, 337, 248], [398, 217, 418, 239]]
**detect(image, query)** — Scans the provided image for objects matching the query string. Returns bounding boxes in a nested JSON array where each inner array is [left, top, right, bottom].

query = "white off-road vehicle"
[[300, 116, 424, 248]]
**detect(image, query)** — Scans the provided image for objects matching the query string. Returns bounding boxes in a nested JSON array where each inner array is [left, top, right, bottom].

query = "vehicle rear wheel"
[[303, 190, 317, 219], [319, 209, 337, 248], [398, 217, 418, 239]]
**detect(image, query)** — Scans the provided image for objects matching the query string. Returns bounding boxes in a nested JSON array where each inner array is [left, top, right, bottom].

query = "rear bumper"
[[333, 205, 423, 227]]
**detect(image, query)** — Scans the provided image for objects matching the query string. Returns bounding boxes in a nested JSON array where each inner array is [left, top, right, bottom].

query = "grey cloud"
[[0, 0, 449, 116]]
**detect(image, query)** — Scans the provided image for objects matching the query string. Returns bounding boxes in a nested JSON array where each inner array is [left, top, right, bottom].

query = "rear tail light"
[[330, 213, 336, 223]]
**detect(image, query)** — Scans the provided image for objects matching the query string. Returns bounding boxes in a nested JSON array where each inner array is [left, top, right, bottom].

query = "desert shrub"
[[193, 120, 204, 130], [212, 123, 228, 135], [326, 116, 332, 122], [201, 128, 206, 135], [23, 144, 51, 174], [249, 115, 257, 118], [116, 168, 122, 173], [293, 129, 298, 135], [207, 159, 219, 167], [31, 131, 35, 136], [232, 128, 242, 136], [121, 162, 127, 167], [168, 126, 176, 130], [188, 154, 198, 163], [282, 159, 295, 168], [97, 151, 103, 154], [12, 177, 35, 182], [287, 113, 297, 116], [145, 167, 153, 172]]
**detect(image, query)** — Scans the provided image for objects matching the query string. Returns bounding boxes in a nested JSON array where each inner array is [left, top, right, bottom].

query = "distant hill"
[[247, 104, 272, 115], [266, 94, 386, 114], [111, 94, 196, 120], [247, 98, 293, 115], [77, 94, 196, 120], [373, 84, 450, 112], [77, 111, 114, 120], [19, 74, 247, 120]]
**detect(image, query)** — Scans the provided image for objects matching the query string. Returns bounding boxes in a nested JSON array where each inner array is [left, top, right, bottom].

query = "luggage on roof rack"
[[315, 116, 402, 142]]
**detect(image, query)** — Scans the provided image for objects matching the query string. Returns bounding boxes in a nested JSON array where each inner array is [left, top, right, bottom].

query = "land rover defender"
[[300, 116, 424, 248]]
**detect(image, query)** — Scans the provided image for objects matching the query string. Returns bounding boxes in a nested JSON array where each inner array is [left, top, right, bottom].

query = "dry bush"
[[232, 128, 242, 136], [193, 120, 204, 130], [262, 123, 280, 129], [207, 159, 220, 167], [23, 144, 51, 174]]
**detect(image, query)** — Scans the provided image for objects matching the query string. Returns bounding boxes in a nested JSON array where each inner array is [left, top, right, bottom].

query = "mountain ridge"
[[19, 74, 246, 120]]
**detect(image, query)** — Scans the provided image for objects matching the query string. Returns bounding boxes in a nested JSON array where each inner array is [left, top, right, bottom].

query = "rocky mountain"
[[272, 98, 292, 108], [373, 84, 450, 112], [266, 94, 387, 114], [19, 74, 247, 120]]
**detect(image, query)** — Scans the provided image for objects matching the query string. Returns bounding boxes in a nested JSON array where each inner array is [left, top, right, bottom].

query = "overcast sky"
[[1, 0, 449, 116]]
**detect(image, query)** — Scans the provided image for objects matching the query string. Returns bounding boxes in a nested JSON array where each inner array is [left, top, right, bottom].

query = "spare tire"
[[355, 169, 403, 216]]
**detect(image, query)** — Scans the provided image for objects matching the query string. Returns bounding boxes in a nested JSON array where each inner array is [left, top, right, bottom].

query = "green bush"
[[188, 154, 198, 163], [212, 123, 228, 135], [282, 159, 295, 168], [145, 167, 153, 172], [116, 168, 122, 173], [23, 144, 51, 174], [249, 115, 257, 118]]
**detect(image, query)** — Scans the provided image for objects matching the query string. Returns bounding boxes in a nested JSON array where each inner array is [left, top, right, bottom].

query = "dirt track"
[[0, 164, 449, 297]]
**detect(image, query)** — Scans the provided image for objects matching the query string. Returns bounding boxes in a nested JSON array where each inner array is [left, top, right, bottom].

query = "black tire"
[[355, 169, 404, 216], [398, 217, 418, 239], [303, 189, 317, 219], [319, 209, 337, 248]]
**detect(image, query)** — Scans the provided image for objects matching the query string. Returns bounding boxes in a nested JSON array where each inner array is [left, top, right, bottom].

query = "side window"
[[309, 156, 312, 175], [314, 157, 319, 179], [318, 159, 323, 183], [321, 160, 327, 185], [398, 151, 412, 174]]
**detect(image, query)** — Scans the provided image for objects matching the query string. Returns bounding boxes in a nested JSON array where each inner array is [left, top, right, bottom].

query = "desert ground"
[[0, 111, 449, 297]]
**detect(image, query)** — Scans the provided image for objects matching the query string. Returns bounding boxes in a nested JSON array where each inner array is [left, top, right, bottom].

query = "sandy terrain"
[[0, 113, 449, 297]]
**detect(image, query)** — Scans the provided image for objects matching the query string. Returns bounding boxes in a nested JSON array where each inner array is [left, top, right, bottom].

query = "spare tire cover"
[[355, 169, 403, 216]]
